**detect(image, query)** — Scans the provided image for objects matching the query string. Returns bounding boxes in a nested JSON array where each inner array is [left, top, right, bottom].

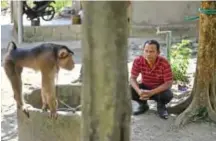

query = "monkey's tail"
[[7, 41, 17, 52]]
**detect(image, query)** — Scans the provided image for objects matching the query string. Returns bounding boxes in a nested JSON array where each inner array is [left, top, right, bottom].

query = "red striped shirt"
[[131, 56, 173, 89]]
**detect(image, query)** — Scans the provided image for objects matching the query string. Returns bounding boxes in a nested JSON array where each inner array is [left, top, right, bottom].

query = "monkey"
[[3, 41, 75, 119]]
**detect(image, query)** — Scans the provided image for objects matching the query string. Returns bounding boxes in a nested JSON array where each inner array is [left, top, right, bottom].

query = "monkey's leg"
[[4, 65, 30, 117], [15, 67, 31, 117], [41, 71, 58, 119], [4, 64, 23, 108], [41, 87, 48, 112]]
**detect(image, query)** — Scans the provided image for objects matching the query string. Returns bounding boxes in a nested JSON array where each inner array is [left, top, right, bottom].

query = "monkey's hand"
[[22, 104, 33, 118]]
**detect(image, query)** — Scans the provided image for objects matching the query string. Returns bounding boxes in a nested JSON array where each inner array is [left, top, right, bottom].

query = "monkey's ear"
[[58, 48, 69, 59]]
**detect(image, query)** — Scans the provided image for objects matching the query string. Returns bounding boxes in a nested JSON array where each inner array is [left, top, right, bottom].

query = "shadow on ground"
[[1, 105, 18, 141]]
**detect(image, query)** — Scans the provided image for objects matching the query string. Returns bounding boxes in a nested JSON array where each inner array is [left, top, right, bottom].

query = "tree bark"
[[81, 1, 132, 141], [175, 1, 216, 127]]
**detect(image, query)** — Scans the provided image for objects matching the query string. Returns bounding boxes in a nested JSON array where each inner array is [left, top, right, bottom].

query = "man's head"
[[143, 40, 160, 62]]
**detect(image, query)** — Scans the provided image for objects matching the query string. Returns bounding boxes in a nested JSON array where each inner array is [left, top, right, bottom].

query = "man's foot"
[[157, 102, 168, 119], [133, 103, 149, 115]]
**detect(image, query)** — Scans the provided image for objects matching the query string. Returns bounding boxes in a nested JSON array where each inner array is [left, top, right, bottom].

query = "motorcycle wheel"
[[41, 5, 55, 21]]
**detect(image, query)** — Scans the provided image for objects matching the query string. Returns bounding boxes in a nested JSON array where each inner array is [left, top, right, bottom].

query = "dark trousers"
[[130, 83, 173, 105]]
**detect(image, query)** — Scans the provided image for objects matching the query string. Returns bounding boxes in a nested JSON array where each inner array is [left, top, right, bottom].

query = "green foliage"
[[192, 107, 209, 121], [170, 40, 192, 83], [51, 0, 72, 13], [1, 0, 8, 9]]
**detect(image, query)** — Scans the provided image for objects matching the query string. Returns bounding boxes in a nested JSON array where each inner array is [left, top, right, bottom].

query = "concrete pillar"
[[17, 1, 23, 44], [10, 1, 13, 23], [72, 0, 81, 12]]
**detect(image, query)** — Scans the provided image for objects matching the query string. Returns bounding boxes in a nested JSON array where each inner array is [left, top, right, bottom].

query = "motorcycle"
[[22, 1, 56, 21]]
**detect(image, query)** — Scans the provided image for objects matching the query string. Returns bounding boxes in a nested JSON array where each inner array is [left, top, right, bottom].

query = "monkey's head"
[[57, 47, 75, 70]]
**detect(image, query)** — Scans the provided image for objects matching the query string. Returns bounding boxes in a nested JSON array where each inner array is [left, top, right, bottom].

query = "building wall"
[[13, 1, 200, 42], [131, 1, 200, 26]]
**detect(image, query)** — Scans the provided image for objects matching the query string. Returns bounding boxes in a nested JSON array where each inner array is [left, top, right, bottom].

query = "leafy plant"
[[1, 0, 8, 9], [170, 40, 192, 83], [51, 0, 72, 13]]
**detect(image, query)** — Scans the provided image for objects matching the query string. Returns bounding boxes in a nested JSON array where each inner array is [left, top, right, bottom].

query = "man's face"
[[143, 43, 160, 62]]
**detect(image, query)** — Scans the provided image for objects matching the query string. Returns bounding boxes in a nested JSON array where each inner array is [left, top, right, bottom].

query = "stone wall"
[[17, 84, 82, 141], [20, 1, 199, 42], [23, 25, 81, 42], [22, 24, 197, 42]]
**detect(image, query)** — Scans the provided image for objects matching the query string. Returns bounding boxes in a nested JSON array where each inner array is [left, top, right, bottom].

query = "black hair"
[[143, 40, 160, 51]]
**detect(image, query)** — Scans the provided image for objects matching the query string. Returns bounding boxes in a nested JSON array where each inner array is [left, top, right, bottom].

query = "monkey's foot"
[[16, 101, 23, 109], [22, 104, 32, 118], [42, 104, 48, 112], [49, 110, 58, 119]]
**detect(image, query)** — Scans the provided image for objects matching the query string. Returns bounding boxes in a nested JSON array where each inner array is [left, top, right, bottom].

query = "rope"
[[55, 67, 79, 113], [184, 8, 216, 21]]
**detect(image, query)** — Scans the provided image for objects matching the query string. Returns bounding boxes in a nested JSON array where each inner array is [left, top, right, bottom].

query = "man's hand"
[[138, 89, 154, 100]]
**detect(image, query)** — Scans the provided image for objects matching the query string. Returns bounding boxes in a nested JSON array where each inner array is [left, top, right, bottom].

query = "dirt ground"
[[1, 13, 216, 141], [1, 66, 216, 141], [1, 46, 216, 141]]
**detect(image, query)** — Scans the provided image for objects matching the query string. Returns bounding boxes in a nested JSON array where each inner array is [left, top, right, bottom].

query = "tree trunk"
[[81, 1, 132, 141], [175, 1, 216, 127]]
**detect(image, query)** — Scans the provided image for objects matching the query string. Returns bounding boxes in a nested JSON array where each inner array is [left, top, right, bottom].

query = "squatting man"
[[72, 39, 173, 119], [130, 40, 173, 119]]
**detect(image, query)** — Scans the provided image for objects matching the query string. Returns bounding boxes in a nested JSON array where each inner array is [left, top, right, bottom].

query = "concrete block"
[[52, 27, 62, 41], [76, 33, 82, 40], [23, 26, 35, 40], [41, 26, 53, 38], [18, 84, 82, 141], [69, 25, 81, 34]]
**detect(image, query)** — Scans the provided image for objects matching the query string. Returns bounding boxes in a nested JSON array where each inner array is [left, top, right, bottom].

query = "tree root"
[[175, 101, 216, 127], [206, 81, 216, 123], [174, 102, 196, 127], [207, 108, 216, 123], [167, 95, 192, 114]]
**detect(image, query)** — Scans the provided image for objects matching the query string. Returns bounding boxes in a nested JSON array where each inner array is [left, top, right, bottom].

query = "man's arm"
[[130, 75, 141, 94], [150, 59, 173, 95], [150, 80, 173, 95], [130, 57, 142, 95]]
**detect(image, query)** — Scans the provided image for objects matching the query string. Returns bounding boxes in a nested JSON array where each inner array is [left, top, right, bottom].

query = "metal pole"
[[17, 1, 23, 44], [156, 27, 172, 62], [167, 31, 172, 61]]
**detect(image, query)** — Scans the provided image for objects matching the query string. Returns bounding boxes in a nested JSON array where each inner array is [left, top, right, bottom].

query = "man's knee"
[[160, 89, 173, 104], [130, 85, 137, 98]]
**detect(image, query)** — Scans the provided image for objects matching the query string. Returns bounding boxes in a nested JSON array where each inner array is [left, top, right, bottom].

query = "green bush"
[[1, 0, 9, 9], [170, 40, 192, 83], [51, 0, 72, 13]]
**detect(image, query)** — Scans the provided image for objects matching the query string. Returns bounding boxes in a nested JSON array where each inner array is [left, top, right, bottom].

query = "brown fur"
[[3, 41, 75, 118]]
